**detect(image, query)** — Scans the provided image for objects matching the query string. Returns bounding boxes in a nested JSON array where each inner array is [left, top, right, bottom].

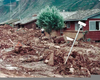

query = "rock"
[[48, 53, 54, 66], [81, 67, 91, 77], [54, 46, 60, 49], [14, 47, 19, 53], [78, 51, 83, 55], [91, 67, 100, 75], [70, 68, 74, 73], [44, 60, 49, 64], [41, 41, 47, 44], [54, 36, 66, 44], [74, 41, 78, 46], [36, 51, 38, 54], [46, 43, 55, 47], [49, 46, 54, 50], [34, 37, 40, 45], [86, 49, 95, 55], [39, 56, 44, 60], [19, 57, 25, 61], [42, 36, 49, 40]]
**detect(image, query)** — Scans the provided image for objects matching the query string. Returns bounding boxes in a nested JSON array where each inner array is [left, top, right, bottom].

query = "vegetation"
[[36, 6, 64, 34], [0, 0, 99, 22]]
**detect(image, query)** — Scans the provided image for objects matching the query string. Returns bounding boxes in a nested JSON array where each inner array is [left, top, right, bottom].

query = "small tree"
[[36, 6, 64, 35]]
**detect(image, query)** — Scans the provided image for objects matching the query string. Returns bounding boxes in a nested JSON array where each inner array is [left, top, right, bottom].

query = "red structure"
[[64, 9, 100, 41], [85, 19, 100, 41]]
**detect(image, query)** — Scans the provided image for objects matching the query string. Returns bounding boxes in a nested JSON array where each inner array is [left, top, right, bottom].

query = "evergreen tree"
[[36, 6, 64, 34]]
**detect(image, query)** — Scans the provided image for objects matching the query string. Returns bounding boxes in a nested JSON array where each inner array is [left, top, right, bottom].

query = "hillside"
[[0, 0, 100, 23]]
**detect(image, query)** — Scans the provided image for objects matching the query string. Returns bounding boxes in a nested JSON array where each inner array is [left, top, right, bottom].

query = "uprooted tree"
[[36, 6, 64, 35]]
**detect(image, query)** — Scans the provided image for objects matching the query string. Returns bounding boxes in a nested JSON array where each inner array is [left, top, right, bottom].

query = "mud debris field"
[[0, 25, 100, 78]]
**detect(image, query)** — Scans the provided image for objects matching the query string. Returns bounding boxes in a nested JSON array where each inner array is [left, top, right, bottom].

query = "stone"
[[34, 37, 40, 45], [42, 36, 49, 40], [44, 60, 49, 64], [70, 68, 74, 73], [81, 67, 91, 77], [54, 46, 60, 49], [48, 53, 54, 66], [91, 67, 100, 75], [74, 41, 79, 46], [54, 36, 66, 44]]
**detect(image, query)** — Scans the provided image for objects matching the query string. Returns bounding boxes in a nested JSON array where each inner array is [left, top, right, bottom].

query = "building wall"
[[65, 21, 75, 30], [65, 19, 100, 41], [85, 18, 100, 41], [23, 20, 36, 29], [64, 21, 84, 40]]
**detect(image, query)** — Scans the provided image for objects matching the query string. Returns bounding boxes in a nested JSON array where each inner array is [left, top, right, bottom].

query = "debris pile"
[[0, 25, 100, 78], [55, 51, 91, 77]]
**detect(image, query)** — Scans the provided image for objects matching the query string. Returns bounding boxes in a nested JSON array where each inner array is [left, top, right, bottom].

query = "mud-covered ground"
[[0, 25, 100, 78]]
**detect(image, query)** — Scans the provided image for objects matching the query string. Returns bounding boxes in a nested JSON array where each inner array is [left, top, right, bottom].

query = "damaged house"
[[12, 9, 100, 41], [14, 16, 37, 29], [64, 9, 100, 41], [0, 19, 19, 27]]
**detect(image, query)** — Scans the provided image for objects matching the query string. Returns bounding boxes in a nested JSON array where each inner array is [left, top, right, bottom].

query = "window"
[[89, 21, 100, 31], [66, 22, 70, 28], [96, 21, 100, 30], [75, 22, 83, 31]]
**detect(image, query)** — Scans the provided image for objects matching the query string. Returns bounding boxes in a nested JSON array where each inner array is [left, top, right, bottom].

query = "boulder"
[[44, 53, 54, 66], [80, 67, 91, 77], [48, 53, 54, 66], [91, 67, 100, 75], [42, 36, 49, 40], [54, 36, 66, 44], [54, 46, 60, 49], [74, 41, 79, 46]]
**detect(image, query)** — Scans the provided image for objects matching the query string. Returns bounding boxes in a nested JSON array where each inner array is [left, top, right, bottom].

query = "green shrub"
[[36, 6, 64, 34]]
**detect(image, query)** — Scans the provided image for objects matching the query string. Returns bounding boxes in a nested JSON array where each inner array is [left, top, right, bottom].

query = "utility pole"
[[64, 21, 86, 64]]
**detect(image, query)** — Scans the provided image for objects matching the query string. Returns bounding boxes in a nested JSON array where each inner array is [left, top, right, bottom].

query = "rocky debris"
[[19, 55, 39, 62], [41, 36, 49, 40], [13, 47, 36, 55], [54, 51, 100, 77], [0, 25, 100, 78], [45, 53, 54, 66], [90, 67, 100, 75], [54, 36, 66, 44]]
